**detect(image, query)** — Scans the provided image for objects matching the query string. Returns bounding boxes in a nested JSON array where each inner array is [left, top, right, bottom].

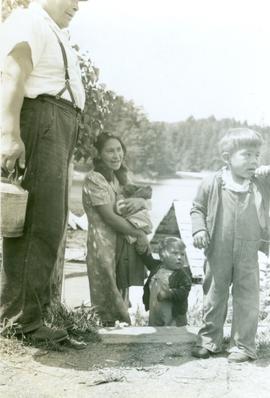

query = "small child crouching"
[[143, 237, 192, 326]]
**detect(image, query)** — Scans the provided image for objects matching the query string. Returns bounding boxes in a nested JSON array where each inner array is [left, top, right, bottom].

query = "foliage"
[[1, 0, 30, 20], [45, 302, 101, 342], [105, 115, 270, 176], [102, 96, 152, 172], [74, 49, 116, 165], [160, 119, 270, 173], [2, 1, 270, 176], [0, 335, 28, 358], [0, 302, 101, 349]]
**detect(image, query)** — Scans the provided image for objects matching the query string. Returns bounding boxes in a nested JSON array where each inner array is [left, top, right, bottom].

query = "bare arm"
[[1, 42, 33, 172], [96, 203, 150, 253]]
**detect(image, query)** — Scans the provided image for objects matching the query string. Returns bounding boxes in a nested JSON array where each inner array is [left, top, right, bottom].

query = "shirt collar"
[[29, 2, 69, 39], [221, 167, 251, 193]]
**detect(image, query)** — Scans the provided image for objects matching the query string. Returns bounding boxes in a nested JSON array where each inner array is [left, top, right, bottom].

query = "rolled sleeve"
[[0, 9, 46, 68]]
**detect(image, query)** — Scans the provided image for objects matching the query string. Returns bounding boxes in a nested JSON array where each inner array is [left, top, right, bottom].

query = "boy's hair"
[[158, 237, 186, 257], [219, 128, 264, 155]]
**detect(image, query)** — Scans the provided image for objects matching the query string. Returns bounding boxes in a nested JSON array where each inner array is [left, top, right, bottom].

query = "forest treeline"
[[3, 1, 270, 178], [79, 94, 270, 177]]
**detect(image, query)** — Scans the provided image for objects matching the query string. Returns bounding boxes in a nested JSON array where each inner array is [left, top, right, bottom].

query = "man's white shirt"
[[0, 2, 85, 110]]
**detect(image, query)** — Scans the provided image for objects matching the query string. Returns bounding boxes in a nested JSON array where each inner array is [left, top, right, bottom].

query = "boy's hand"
[[255, 165, 270, 178], [157, 288, 172, 301], [193, 230, 210, 249]]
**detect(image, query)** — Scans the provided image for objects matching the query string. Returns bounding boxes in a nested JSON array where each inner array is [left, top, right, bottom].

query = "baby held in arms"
[[116, 183, 153, 244]]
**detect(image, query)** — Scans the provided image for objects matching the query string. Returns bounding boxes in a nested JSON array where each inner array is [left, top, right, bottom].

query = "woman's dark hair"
[[94, 132, 127, 155], [93, 132, 128, 185]]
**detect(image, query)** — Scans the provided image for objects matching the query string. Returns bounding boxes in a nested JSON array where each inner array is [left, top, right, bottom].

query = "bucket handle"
[[1, 163, 27, 185]]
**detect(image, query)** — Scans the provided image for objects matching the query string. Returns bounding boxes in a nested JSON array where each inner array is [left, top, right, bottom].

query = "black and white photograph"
[[1, 0, 270, 397]]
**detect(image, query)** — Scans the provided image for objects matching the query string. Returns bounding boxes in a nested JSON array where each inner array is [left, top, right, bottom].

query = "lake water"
[[146, 176, 205, 273], [64, 173, 269, 323], [70, 173, 205, 269], [63, 174, 206, 313]]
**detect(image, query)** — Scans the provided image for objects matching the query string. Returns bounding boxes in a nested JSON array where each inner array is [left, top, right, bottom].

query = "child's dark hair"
[[158, 237, 186, 257], [93, 132, 128, 184], [219, 128, 264, 155]]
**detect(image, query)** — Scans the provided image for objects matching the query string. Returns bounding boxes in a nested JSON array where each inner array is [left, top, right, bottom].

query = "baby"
[[115, 183, 159, 280], [116, 183, 153, 244], [143, 237, 192, 326]]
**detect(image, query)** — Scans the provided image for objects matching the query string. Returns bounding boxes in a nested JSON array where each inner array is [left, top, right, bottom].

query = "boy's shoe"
[[25, 325, 68, 343], [227, 352, 250, 363], [191, 346, 210, 359]]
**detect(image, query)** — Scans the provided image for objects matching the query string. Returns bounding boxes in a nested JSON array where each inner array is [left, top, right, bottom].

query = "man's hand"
[[193, 230, 210, 249], [255, 165, 270, 178], [157, 287, 172, 301], [1, 134, 25, 173]]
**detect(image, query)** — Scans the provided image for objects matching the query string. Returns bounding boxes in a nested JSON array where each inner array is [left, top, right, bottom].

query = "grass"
[[256, 325, 270, 351], [0, 302, 101, 357], [44, 301, 101, 343], [187, 291, 203, 327], [132, 305, 148, 326], [0, 334, 28, 357]]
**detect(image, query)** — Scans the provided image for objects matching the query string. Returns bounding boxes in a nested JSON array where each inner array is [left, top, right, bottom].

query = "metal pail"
[[0, 177, 28, 237]]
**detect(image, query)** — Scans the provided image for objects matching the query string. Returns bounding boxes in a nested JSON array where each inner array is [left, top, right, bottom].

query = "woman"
[[82, 133, 151, 326]]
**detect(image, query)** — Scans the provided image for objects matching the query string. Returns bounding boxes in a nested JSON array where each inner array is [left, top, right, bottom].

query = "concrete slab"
[[99, 324, 270, 345], [99, 325, 197, 344]]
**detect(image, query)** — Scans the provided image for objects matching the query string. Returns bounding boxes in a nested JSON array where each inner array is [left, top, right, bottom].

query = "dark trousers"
[[0, 96, 80, 333]]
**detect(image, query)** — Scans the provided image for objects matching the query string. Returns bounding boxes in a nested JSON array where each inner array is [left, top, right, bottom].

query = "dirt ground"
[[1, 217, 270, 397], [1, 325, 270, 398]]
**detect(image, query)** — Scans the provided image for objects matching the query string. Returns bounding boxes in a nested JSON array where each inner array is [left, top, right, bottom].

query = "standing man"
[[0, 0, 87, 343]]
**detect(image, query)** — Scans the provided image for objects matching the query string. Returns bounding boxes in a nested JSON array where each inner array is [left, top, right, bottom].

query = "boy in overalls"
[[190, 128, 270, 362]]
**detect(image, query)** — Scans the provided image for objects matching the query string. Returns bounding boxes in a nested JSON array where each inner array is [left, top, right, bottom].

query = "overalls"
[[0, 32, 82, 333], [198, 184, 262, 358]]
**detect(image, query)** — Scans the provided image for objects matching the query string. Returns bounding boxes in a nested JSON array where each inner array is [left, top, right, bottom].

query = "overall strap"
[[51, 29, 77, 108]]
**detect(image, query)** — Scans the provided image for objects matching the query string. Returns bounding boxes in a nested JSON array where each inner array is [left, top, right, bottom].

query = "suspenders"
[[51, 29, 78, 109]]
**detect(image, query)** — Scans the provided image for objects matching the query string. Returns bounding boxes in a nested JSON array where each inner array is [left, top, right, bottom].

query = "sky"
[[70, 0, 270, 126]]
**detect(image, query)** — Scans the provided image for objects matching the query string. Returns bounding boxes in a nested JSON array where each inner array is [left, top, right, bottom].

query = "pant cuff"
[[227, 345, 257, 360]]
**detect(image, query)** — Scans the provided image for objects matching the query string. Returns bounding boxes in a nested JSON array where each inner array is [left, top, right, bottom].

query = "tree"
[[1, 0, 30, 20], [73, 50, 116, 166]]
